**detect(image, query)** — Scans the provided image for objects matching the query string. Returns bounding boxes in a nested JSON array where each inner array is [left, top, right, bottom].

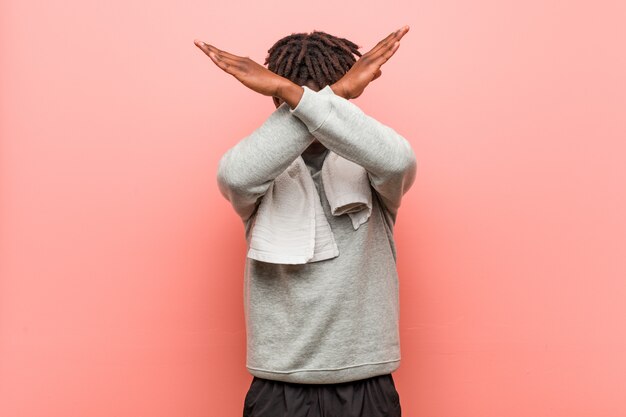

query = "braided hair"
[[264, 30, 362, 90]]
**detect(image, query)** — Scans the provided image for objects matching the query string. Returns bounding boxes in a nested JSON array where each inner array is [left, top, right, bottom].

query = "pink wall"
[[1, 0, 625, 416]]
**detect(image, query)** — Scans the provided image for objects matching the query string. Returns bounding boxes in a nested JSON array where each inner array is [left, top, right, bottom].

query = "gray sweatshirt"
[[216, 84, 418, 384]]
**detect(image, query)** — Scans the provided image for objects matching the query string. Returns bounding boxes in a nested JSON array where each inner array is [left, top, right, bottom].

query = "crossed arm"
[[216, 85, 417, 224]]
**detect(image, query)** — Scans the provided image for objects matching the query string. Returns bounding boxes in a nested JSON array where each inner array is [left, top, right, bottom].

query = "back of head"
[[264, 30, 362, 90]]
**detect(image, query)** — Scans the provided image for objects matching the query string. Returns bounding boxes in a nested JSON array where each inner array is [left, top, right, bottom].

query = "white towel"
[[246, 150, 372, 264]]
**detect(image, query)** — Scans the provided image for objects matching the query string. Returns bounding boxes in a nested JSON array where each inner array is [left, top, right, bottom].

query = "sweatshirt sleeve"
[[216, 101, 315, 223], [289, 84, 418, 220]]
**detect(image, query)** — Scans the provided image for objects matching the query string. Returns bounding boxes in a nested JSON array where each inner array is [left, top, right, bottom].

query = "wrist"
[[277, 79, 304, 110], [330, 81, 350, 99], [277, 79, 298, 100]]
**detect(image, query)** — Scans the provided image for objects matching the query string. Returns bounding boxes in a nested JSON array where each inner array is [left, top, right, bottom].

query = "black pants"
[[243, 373, 401, 417]]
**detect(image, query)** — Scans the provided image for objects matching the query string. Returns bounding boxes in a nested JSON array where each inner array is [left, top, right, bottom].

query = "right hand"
[[332, 25, 410, 100], [194, 39, 286, 97]]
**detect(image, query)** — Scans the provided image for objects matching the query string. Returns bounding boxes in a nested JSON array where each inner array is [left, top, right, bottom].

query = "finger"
[[363, 42, 400, 73], [201, 48, 243, 74], [364, 30, 398, 58], [211, 50, 241, 66], [213, 58, 242, 75], [368, 25, 409, 59], [204, 44, 245, 61], [195, 40, 244, 63], [195, 41, 216, 58], [196, 41, 245, 60], [393, 25, 410, 42], [196, 42, 242, 67], [372, 40, 401, 66], [213, 54, 244, 73], [369, 26, 408, 62], [362, 25, 405, 58], [367, 25, 409, 57]]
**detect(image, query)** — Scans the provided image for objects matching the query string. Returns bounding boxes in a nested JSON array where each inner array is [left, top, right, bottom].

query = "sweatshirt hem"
[[289, 85, 334, 133], [246, 358, 400, 384]]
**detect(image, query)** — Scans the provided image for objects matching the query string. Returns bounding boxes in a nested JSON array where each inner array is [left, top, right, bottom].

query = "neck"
[[303, 140, 327, 156]]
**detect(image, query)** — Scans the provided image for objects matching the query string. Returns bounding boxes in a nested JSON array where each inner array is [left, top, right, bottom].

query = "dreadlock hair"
[[264, 30, 362, 89]]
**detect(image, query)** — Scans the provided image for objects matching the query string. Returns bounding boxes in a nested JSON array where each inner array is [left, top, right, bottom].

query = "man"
[[195, 24, 415, 417]]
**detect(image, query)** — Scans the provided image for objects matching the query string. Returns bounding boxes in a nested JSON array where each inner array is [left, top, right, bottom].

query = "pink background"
[[1, 0, 625, 416]]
